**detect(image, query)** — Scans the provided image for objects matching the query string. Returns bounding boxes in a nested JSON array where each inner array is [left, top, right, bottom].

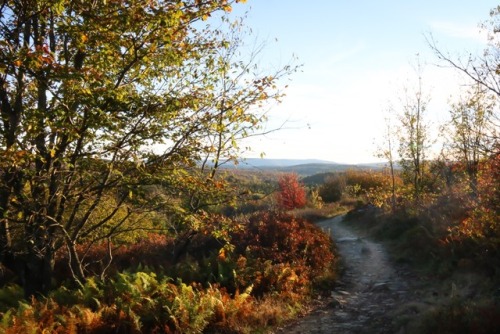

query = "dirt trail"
[[277, 215, 426, 334]]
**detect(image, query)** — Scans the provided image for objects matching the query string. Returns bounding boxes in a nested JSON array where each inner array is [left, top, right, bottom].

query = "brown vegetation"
[[342, 153, 500, 333], [0, 207, 337, 333]]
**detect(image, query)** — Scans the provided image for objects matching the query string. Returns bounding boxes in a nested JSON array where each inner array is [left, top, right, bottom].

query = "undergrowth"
[[0, 212, 337, 333], [343, 180, 500, 333], [418, 298, 500, 334]]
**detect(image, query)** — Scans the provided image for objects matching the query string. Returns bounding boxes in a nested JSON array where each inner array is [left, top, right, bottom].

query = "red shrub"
[[276, 173, 307, 210], [231, 212, 337, 297]]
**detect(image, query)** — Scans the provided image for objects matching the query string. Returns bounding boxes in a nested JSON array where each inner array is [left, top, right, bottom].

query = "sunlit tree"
[[429, 7, 500, 148], [0, 0, 296, 297], [276, 173, 307, 210], [396, 59, 432, 202], [375, 114, 398, 211], [446, 85, 495, 193]]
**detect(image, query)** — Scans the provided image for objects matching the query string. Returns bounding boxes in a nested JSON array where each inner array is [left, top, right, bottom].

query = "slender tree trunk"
[[67, 242, 86, 288], [389, 159, 396, 212], [0, 173, 14, 253]]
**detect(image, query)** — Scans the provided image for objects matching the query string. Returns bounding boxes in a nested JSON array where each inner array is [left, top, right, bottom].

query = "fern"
[[0, 285, 24, 312]]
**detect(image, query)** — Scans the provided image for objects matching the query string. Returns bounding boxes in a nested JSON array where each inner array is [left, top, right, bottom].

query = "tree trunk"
[[172, 230, 197, 263], [389, 160, 396, 213], [0, 168, 23, 256], [23, 249, 55, 298], [67, 242, 86, 288]]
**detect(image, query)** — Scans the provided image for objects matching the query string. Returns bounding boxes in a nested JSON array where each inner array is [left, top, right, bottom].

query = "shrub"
[[54, 233, 174, 281], [344, 169, 389, 194], [0, 209, 339, 333], [231, 212, 337, 298], [438, 154, 500, 273], [318, 174, 346, 203], [308, 187, 324, 209], [276, 173, 307, 210], [419, 298, 500, 334]]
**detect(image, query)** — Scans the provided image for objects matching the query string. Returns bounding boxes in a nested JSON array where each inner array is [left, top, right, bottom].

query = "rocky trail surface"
[[276, 215, 434, 334]]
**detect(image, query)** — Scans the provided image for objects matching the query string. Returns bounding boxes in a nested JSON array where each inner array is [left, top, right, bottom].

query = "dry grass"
[[293, 202, 351, 222]]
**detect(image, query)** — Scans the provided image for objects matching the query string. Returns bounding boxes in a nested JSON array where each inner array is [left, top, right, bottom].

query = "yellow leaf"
[[218, 248, 226, 261], [50, 149, 56, 158]]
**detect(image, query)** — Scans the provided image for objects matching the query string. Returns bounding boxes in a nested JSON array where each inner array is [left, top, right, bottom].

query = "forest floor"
[[274, 215, 487, 334]]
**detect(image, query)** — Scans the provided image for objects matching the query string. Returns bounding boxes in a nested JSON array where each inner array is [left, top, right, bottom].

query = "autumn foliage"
[[0, 212, 337, 333], [231, 212, 337, 297], [445, 153, 500, 261], [276, 173, 307, 210]]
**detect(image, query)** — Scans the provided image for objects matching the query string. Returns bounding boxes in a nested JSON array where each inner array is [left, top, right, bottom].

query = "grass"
[[293, 201, 353, 223]]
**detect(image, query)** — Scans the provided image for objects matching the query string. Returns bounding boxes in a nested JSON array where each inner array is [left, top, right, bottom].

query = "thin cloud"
[[325, 41, 367, 65], [429, 21, 488, 44]]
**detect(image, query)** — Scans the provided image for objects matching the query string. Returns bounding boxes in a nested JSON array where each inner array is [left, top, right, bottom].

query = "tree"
[[396, 59, 432, 202], [190, 18, 299, 211], [0, 0, 294, 297], [446, 85, 495, 193], [276, 173, 307, 211], [428, 7, 499, 149], [375, 115, 398, 211]]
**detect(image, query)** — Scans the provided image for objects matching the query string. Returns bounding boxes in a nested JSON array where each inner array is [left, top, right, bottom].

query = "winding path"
[[277, 215, 423, 334]]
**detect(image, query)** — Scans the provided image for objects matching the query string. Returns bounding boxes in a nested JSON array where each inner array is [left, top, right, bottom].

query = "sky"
[[222, 0, 499, 164]]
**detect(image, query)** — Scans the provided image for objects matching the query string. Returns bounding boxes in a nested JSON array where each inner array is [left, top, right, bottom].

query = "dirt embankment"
[[276, 215, 487, 334]]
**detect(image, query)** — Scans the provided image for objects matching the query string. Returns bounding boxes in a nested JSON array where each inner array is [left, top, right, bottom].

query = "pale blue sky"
[[229, 1, 498, 163]]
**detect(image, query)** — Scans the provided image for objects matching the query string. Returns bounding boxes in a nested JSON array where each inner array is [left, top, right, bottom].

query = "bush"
[[319, 174, 346, 203], [419, 298, 500, 334], [276, 173, 307, 210], [436, 154, 500, 275], [0, 209, 340, 333], [344, 169, 390, 195], [231, 211, 337, 298], [54, 233, 174, 281]]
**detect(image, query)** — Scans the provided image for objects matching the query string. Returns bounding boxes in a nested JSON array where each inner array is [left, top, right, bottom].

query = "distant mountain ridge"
[[236, 158, 338, 168], [221, 158, 387, 176]]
